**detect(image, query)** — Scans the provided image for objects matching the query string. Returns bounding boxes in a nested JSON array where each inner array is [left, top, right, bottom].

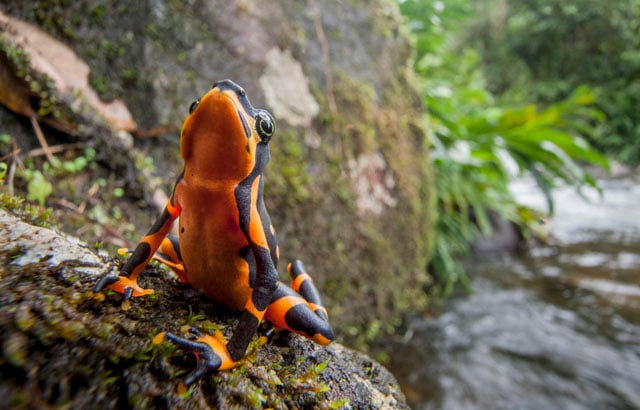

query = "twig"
[[132, 124, 178, 138], [25, 142, 84, 158], [77, 182, 100, 214], [6, 160, 16, 196], [0, 147, 21, 162], [30, 116, 54, 163], [3, 138, 20, 196], [54, 198, 133, 248]]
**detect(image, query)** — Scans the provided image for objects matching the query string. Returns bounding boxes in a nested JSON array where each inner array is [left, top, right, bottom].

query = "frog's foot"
[[165, 328, 237, 387], [93, 273, 153, 301]]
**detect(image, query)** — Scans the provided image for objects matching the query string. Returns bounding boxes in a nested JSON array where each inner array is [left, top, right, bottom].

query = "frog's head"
[[180, 79, 275, 181]]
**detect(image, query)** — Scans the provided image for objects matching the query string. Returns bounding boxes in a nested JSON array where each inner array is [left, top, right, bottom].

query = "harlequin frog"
[[94, 79, 334, 387]]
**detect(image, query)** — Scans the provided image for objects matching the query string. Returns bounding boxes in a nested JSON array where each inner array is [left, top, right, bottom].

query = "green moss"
[[55, 319, 89, 341], [14, 305, 37, 332], [0, 193, 52, 227]]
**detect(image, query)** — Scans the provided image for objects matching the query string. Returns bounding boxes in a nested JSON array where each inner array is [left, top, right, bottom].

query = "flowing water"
[[390, 169, 640, 409]]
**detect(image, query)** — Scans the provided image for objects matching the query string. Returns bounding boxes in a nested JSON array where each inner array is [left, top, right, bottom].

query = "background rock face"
[[1, 1, 434, 343]]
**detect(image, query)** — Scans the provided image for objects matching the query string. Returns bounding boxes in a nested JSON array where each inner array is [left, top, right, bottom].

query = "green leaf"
[[26, 171, 53, 207]]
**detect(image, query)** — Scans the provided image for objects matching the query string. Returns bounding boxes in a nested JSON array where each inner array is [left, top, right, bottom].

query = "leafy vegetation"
[[465, 0, 640, 164], [398, 0, 609, 294]]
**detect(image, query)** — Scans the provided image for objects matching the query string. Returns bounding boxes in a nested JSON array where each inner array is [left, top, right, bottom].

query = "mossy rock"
[[0, 208, 409, 409], [1, 0, 435, 347]]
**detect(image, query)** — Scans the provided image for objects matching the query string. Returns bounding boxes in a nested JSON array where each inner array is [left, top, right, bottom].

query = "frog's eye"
[[255, 110, 275, 142], [189, 99, 200, 114]]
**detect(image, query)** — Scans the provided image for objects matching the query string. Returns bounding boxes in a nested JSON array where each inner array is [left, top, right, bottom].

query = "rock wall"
[[1, 0, 434, 345]]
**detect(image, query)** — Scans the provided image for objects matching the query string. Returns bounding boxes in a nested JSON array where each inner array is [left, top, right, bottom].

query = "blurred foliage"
[[398, 0, 608, 294], [466, 0, 640, 164]]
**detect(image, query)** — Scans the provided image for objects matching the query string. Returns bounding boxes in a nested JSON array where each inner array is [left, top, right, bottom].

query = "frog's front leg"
[[94, 199, 180, 300]]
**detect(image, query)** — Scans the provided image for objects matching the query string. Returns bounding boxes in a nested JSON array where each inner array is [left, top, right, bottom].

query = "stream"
[[389, 169, 640, 409]]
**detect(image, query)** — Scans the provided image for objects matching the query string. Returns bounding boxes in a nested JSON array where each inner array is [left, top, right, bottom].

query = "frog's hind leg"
[[264, 260, 334, 345], [155, 235, 189, 283], [119, 235, 188, 283]]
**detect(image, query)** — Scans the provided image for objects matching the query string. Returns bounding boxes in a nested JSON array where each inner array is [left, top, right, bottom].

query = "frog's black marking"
[[167, 234, 182, 261], [289, 261, 323, 307], [189, 99, 200, 114], [228, 311, 260, 361], [237, 108, 252, 140], [147, 208, 173, 235], [230, 135, 278, 361], [238, 245, 256, 288], [121, 243, 152, 275], [170, 170, 184, 207], [214, 79, 258, 119], [284, 304, 334, 339], [234, 143, 270, 235], [257, 176, 278, 267]]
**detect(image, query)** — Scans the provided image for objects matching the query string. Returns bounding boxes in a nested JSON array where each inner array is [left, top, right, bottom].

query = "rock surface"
[[0, 208, 409, 409], [0, 0, 434, 347]]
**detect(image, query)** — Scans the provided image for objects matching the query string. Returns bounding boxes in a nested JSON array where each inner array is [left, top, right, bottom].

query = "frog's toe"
[[93, 273, 120, 293], [107, 275, 154, 298], [166, 329, 236, 386], [123, 286, 134, 301]]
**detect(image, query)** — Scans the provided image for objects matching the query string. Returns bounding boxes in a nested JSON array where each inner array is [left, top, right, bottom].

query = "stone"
[[0, 208, 409, 409]]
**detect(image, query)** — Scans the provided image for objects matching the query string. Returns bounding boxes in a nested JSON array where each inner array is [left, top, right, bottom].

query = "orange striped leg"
[[94, 200, 179, 299], [264, 260, 334, 345]]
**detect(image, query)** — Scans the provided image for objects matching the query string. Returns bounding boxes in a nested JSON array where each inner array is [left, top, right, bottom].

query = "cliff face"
[[0, 208, 409, 409], [1, 0, 433, 346]]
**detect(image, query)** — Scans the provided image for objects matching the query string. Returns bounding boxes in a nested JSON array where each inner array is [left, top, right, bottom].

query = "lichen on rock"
[[260, 47, 320, 128]]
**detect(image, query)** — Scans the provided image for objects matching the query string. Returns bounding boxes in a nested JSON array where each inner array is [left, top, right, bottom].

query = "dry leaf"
[[0, 11, 136, 133]]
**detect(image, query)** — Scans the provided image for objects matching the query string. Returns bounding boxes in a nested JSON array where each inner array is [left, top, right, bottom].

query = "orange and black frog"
[[94, 79, 334, 387]]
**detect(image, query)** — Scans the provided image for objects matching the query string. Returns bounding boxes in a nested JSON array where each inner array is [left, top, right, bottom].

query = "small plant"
[[10, 146, 97, 208], [25, 169, 53, 207], [185, 305, 207, 326]]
